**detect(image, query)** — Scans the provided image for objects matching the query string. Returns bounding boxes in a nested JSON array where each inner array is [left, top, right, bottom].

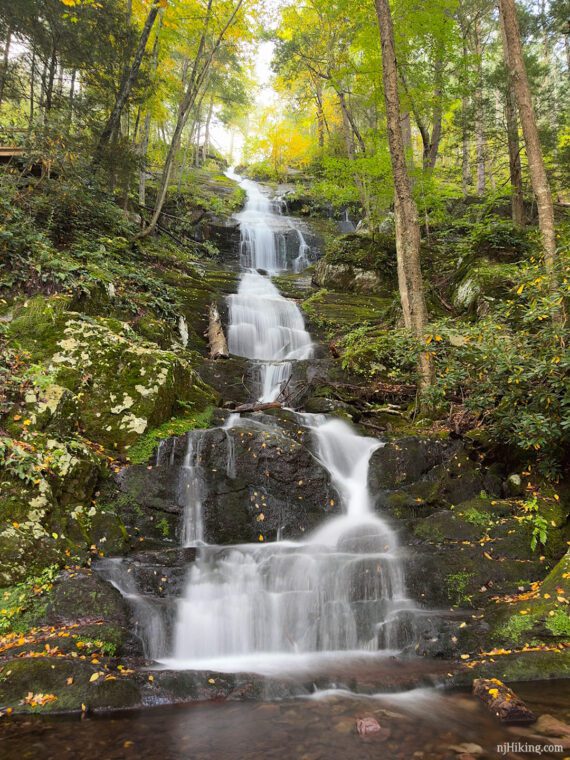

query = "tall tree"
[[499, 9, 525, 226], [374, 0, 432, 388], [498, 0, 558, 294], [93, 0, 164, 161]]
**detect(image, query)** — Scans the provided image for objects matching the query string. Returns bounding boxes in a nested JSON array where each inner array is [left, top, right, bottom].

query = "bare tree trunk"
[[338, 90, 366, 153], [499, 10, 525, 226], [425, 56, 443, 169], [94, 1, 160, 161], [338, 93, 371, 222], [67, 68, 76, 129], [461, 94, 471, 195], [43, 45, 57, 123], [0, 25, 11, 107], [401, 110, 414, 172], [138, 13, 162, 209], [474, 20, 486, 195], [499, 0, 558, 295], [315, 80, 325, 148], [29, 48, 35, 127], [374, 0, 432, 388], [203, 94, 214, 158]]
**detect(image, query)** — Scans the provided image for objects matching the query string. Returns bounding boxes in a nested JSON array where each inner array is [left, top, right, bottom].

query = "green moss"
[[445, 570, 474, 606], [127, 404, 215, 465], [461, 506, 492, 527], [546, 608, 570, 638], [494, 612, 538, 645]]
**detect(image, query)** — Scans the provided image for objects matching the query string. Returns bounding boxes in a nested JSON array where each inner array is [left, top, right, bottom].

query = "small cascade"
[[97, 558, 167, 659], [179, 432, 206, 547], [292, 227, 310, 273]]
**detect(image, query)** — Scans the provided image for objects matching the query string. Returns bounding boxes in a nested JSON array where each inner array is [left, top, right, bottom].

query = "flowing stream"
[[162, 171, 420, 674]]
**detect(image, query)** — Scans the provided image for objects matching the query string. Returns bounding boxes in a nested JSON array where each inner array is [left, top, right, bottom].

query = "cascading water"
[[226, 171, 312, 402], [163, 171, 420, 673]]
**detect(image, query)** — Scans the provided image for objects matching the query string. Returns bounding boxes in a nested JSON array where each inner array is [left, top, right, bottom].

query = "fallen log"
[[234, 401, 282, 413], [473, 678, 536, 724], [207, 303, 229, 359]]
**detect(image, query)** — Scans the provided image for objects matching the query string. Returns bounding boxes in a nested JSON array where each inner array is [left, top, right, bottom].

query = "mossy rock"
[[312, 260, 387, 295], [302, 289, 392, 334], [8, 295, 71, 361], [46, 314, 216, 453], [0, 657, 141, 713], [452, 258, 518, 314], [324, 232, 396, 275]]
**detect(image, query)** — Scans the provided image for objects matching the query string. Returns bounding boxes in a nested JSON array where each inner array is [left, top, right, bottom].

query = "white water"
[[226, 170, 313, 402], [165, 172, 418, 672]]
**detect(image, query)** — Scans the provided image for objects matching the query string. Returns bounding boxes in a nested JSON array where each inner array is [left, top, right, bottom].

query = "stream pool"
[[1, 680, 569, 760]]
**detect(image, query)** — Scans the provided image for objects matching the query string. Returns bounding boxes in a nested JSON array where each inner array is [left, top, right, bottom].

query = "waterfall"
[[226, 172, 313, 402], [179, 432, 205, 547], [163, 170, 419, 673]]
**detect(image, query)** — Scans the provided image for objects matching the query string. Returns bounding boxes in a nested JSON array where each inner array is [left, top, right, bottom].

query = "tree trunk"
[[338, 90, 366, 153], [67, 68, 76, 129], [94, 1, 160, 161], [374, 0, 432, 388], [338, 92, 371, 222], [138, 0, 244, 239], [43, 45, 57, 123], [461, 94, 471, 195], [0, 25, 11, 107], [499, 0, 558, 294], [203, 94, 214, 159], [474, 20, 486, 195], [138, 13, 162, 209], [425, 56, 443, 169], [29, 48, 35, 126], [499, 10, 525, 226]]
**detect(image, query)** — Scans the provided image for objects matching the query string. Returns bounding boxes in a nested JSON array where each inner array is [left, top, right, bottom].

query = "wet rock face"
[[115, 421, 339, 546]]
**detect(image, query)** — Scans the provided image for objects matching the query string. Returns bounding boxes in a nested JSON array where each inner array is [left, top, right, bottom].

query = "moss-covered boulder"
[[452, 259, 518, 314], [312, 259, 385, 295], [46, 315, 215, 453]]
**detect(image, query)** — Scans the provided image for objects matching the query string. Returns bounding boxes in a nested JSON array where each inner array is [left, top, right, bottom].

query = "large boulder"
[[43, 315, 215, 454], [113, 420, 340, 546], [312, 259, 384, 295]]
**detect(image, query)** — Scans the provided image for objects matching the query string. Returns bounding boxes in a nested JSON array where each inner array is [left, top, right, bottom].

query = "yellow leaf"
[[66, 677, 73, 686], [434, 335, 442, 342], [258, 534, 264, 542], [516, 284, 524, 295], [460, 654, 470, 660], [89, 672, 101, 683]]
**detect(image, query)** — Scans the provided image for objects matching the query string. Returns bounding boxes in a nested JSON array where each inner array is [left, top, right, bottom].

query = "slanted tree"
[[374, 0, 432, 388], [498, 0, 558, 295], [93, 0, 164, 162]]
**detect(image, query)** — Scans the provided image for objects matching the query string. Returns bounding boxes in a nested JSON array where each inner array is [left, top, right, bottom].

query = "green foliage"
[[519, 497, 549, 552], [340, 326, 418, 380], [127, 405, 215, 465], [325, 233, 396, 274], [0, 565, 60, 635], [495, 612, 537, 644], [545, 609, 570, 638], [445, 570, 473, 606], [461, 506, 491, 528]]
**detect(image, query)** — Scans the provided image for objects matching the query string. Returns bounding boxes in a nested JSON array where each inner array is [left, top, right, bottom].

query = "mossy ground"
[[0, 165, 240, 601]]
